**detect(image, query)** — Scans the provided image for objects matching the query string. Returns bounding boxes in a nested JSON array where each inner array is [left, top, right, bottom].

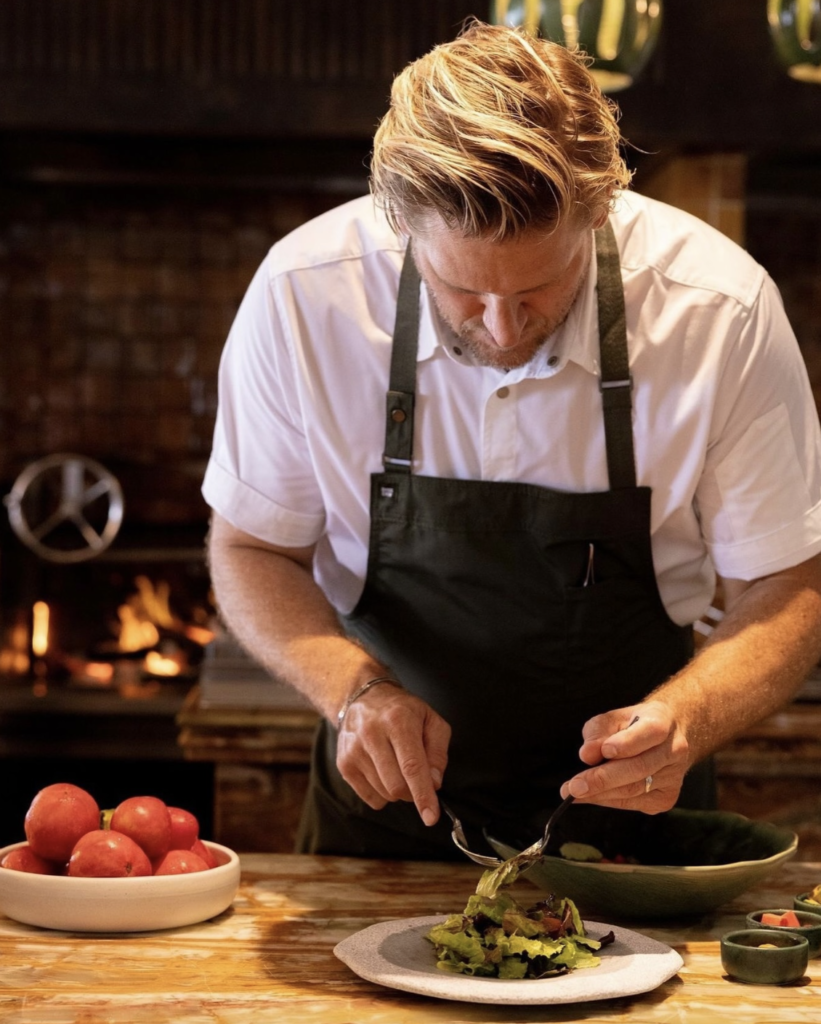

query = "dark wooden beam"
[[0, 1, 818, 150]]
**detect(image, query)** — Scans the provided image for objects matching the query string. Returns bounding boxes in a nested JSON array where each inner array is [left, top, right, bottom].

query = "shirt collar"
[[415, 232, 602, 383]]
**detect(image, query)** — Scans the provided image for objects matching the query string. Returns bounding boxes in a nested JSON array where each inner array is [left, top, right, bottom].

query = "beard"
[[426, 270, 587, 372], [448, 314, 557, 371]]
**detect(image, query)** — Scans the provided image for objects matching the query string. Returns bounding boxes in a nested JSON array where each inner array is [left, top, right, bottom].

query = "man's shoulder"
[[611, 191, 765, 310], [265, 195, 404, 282]]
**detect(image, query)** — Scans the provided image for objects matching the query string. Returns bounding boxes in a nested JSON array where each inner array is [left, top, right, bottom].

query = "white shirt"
[[203, 191, 821, 626]]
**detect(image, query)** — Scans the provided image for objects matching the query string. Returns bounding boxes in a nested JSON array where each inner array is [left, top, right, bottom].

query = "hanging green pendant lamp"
[[768, 0, 821, 83], [490, 0, 663, 92]]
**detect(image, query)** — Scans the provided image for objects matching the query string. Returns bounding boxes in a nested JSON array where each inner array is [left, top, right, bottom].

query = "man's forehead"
[[411, 214, 591, 293], [409, 208, 573, 243]]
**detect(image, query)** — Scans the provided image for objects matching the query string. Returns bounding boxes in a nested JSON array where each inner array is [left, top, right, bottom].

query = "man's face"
[[410, 214, 595, 371]]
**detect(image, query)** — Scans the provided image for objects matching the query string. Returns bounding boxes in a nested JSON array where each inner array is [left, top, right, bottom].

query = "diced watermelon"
[[760, 910, 802, 927], [760, 912, 784, 926]]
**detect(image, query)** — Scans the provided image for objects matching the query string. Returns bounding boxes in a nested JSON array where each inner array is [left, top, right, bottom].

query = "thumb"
[[580, 709, 642, 763]]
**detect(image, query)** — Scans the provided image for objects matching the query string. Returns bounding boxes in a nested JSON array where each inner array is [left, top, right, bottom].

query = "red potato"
[[190, 838, 217, 869], [24, 783, 100, 862], [152, 849, 210, 875], [167, 807, 199, 851], [110, 796, 172, 860], [67, 829, 152, 877], [0, 844, 60, 875]]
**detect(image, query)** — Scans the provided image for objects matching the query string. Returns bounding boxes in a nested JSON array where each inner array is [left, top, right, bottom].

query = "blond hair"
[[371, 20, 631, 240]]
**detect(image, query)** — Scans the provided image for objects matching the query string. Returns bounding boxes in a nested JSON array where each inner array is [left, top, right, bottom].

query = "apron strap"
[[382, 242, 420, 473], [595, 220, 637, 489]]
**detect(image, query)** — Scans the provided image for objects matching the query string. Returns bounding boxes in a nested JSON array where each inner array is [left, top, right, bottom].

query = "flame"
[[114, 576, 208, 675], [184, 624, 216, 646], [117, 575, 177, 652], [117, 604, 160, 652], [32, 601, 49, 657], [84, 661, 115, 684], [135, 575, 175, 628], [144, 650, 181, 677], [0, 620, 30, 675]]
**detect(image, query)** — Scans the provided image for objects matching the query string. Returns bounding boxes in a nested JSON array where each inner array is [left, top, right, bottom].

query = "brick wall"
[[0, 184, 355, 524]]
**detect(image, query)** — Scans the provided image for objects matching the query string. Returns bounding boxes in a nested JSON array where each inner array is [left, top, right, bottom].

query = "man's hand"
[[558, 556, 821, 814], [558, 701, 690, 813], [336, 684, 451, 827]]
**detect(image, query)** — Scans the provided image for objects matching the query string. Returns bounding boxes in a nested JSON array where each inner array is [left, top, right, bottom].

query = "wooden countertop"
[[1, 854, 820, 1022]]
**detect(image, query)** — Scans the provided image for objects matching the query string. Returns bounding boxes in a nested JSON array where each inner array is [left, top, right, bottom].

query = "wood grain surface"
[[1, 854, 820, 1023]]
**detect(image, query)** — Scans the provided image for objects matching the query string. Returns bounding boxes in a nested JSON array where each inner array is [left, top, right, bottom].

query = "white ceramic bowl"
[[0, 840, 240, 932]]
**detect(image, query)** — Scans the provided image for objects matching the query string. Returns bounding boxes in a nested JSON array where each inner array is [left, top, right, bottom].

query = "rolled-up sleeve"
[[202, 256, 327, 548], [696, 273, 821, 579]]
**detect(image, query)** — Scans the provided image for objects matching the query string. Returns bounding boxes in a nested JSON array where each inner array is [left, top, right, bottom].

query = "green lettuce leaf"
[[559, 841, 604, 862], [426, 890, 604, 979]]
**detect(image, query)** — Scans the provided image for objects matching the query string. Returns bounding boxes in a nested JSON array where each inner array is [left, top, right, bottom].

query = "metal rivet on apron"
[[380, 486, 394, 498], [391, 408, 406, 423], [548, 355, 559, 367], [496, 386, 510, 399]]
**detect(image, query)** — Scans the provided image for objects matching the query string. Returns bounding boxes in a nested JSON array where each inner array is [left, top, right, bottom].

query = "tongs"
[[441, 715, 641, 886], [442, 716, 638, 876], [441, 794, 574, 872], [441, 796, 575, 898]]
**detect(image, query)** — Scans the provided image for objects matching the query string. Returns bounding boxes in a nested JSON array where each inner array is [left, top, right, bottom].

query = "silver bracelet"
[[336, 676, 401, 729]]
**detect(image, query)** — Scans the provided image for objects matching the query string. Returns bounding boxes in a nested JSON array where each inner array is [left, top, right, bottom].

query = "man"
[[203, 22, 821, 859]]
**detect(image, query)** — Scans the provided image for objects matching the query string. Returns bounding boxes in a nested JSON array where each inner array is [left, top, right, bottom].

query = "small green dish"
[[794, 891, 821, 915], [746, 908, 821, 957], [720, 928, 808, 985]]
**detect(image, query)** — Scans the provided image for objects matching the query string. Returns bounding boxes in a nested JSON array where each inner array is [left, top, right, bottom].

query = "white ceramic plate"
[[334, 916, 683, 1005], [0, 840, 240, 933]]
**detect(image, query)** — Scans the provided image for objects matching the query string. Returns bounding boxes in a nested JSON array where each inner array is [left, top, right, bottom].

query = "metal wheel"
[[4, 453, 124, 563]]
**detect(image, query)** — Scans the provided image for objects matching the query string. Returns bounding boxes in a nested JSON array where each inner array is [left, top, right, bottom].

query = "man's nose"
[[482, 296, 525, 349]]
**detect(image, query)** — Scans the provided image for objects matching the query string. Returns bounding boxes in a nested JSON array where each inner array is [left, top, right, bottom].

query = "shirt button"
[[547, 355, 559, 367], [496, 386, 510, 399]]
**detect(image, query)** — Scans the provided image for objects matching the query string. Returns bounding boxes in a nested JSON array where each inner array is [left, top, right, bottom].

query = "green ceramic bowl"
[[487, 807, 798, 919], [720, 929, 808, 985], [794, 891, 821, 915], [746, 909, 821, 957]]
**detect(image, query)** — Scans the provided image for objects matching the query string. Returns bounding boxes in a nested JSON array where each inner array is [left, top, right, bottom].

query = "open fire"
[[0, 575, 215, 693]]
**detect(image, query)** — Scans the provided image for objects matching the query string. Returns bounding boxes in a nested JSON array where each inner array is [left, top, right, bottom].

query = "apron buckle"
[[599, 374, 633, 391]]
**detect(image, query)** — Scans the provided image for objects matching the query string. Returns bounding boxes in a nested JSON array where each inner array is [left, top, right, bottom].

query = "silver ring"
[[644, 775, 653, 795]]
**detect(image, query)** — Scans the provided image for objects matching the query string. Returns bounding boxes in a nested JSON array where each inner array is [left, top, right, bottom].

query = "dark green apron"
[[296, 222, 714, 859]]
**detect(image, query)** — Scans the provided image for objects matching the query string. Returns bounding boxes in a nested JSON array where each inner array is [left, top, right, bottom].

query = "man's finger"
[[599, 708, 668, 760], [422, 712, 451, 793], [344, 766, 389, 811], [390, 732, 440, 826], [561, 751, 659, 799]]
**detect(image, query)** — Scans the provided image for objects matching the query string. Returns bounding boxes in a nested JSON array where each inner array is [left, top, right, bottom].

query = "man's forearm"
[[206, 514, 387, 722], [651, 554, 821, 765], [207, 513, 450, 823]]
